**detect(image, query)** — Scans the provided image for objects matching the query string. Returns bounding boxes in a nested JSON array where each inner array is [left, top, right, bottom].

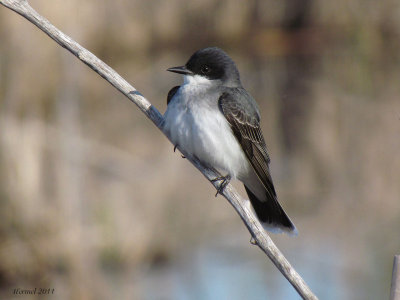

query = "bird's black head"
[[167, 47, 241, 87]]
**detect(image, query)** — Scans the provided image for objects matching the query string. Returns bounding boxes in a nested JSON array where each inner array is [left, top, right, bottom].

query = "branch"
[[391, 255, 400, 300], [0, 1, 318, 299]]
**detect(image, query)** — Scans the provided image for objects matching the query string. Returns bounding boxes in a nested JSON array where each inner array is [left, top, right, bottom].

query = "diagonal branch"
[[0, 1, 318, 299]]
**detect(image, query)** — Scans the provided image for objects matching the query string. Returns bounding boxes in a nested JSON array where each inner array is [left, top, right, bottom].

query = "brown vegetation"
[[0, 1, 399, 299]]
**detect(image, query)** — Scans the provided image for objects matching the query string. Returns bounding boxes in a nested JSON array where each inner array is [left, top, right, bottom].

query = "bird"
[[163, 47, 297, 235]]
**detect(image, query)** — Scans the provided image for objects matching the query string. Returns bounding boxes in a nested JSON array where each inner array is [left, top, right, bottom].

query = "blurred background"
[[0, 0, 399, 299]]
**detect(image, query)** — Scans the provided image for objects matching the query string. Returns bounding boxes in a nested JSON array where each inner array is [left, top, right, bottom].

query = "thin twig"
[[0, 1, 318, 299], [391, 255, 400, 300]]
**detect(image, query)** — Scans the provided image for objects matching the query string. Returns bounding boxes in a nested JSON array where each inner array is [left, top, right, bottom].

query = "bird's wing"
[[167, 86, 180, 105], [218, 88, 276, 199]]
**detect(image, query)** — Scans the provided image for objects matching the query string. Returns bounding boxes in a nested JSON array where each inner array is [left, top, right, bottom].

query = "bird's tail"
[[244, 185, 297, 235]]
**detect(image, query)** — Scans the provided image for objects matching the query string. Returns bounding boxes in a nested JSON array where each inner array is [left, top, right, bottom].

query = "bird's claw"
[[211, 175, 231, 197], [173, 144, 185, 158]]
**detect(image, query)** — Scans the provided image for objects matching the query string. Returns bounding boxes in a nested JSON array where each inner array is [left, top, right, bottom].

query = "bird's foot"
[[211, 174, 231, 197], [250, 237, 257, 245], [173, 144, 185, 158]]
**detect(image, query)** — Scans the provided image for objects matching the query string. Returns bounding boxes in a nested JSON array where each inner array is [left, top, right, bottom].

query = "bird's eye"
[[201, 65, 210, 74]]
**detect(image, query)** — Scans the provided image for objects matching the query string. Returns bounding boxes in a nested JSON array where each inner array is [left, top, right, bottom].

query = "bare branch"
[[391, 255, 400, 300], [0, 1, 318, 299]]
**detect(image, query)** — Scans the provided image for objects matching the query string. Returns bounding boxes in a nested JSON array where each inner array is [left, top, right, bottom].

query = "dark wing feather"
[[167, 86, 180, 105], [219, 89, 276, 200]]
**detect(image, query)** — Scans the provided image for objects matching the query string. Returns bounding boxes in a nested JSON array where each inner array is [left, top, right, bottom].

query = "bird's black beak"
[[167, 66, 193, 75]]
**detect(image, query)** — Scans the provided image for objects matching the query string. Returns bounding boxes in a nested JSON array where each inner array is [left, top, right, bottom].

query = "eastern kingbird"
[[163, 47, 297, 235]]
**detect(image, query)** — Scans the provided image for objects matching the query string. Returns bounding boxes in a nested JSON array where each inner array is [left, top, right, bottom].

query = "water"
[[137, 237, 353, 300]]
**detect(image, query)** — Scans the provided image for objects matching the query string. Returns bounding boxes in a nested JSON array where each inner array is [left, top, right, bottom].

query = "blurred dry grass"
[[0, 0, 399, 299]]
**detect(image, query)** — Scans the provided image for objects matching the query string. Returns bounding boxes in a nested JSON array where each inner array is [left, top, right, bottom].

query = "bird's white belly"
[[163, 98, 250, 179]]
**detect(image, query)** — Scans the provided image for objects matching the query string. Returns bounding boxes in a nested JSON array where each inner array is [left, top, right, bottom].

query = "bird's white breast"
[[163, 77, 250, 178]]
